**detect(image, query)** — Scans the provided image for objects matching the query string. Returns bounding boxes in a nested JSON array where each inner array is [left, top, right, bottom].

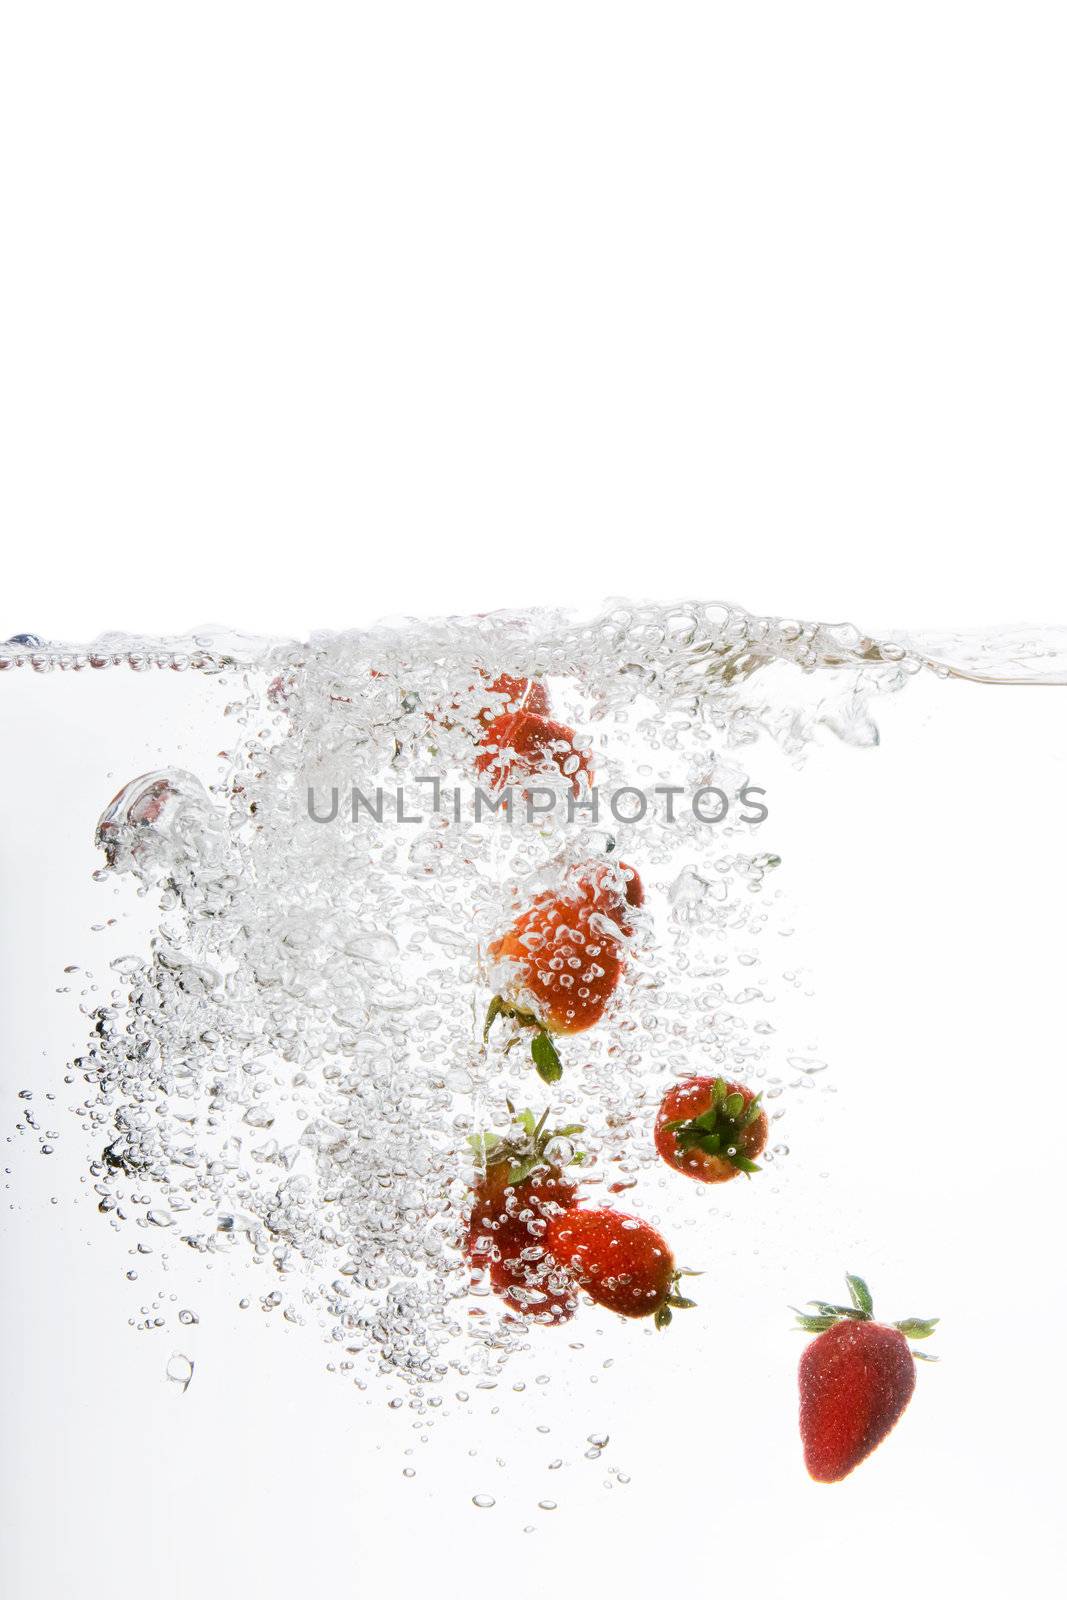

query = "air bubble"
[[38, 601, 943, 1478], [165, 1354, 194, 1392]]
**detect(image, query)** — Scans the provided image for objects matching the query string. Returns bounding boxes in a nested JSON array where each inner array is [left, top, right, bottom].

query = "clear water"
[[2, 601, 1065, 1595]]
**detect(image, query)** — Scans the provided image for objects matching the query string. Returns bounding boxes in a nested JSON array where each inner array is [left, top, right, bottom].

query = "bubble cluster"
[[34, 602, 929, 1407]]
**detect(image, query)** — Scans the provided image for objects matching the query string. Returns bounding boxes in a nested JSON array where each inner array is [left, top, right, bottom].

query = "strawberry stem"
[[467, 1106, 585, 1187], [484, 996, 564, 1081], [663, 1078, 763, 1173], [793, 1275, 940, 1357], [655, 1269, 699, 1330], [846, 1273, 873, 1316], [530, 1029, 562, 1083]]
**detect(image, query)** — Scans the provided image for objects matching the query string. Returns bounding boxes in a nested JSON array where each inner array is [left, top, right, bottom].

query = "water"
[[2, 600, 1064, 1596], [5, 605, 1067, 683]]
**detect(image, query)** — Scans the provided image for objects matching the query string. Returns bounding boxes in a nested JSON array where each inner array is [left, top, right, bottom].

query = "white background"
[[2, 5, 1066, 1598], [2, 2, 1067, 637]]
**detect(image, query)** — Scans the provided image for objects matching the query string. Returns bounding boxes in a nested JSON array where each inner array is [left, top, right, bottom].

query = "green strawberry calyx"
[[792, 1274, 940, 1361], [484, 994, 563, 1083], [467, 1105, 585, 1189], [654, 1268, 702, 1331], [662, 1078, 764, 1174]]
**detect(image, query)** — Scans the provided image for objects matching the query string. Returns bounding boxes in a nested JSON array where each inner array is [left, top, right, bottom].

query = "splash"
[[6, 601, 1065, 1408], [5, 603, 1067, 683]]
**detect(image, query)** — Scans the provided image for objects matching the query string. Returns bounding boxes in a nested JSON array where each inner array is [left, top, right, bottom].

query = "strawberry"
[[655, 1076, 767, 1182], [587, 859, 644, 926], [474, 710, 594, 801], [795, 1274, 939, 1482], [545, 1207, 695, 1328], [465, 1108, 584, 1326], [429, 670, 551, 735], [476, 673, 551, 730], [484, 867, 635, 1080]]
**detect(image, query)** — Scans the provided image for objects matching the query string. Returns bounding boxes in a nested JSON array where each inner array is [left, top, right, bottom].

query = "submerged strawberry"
[[484, 866, 636, 1080], [796, 1274, 939, 1482], [430, 671, 551, 735], [474, 710, 594, 801], [545, 1207, 694, 1328], [465, 1108, 584, 1325], [476, 674, 551, 729], [655, 1076, 767, 1182], [588, 859, 644, 926]]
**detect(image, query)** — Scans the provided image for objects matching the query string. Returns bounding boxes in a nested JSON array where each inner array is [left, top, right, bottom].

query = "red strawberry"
[[465, 1109, 584, 1326], [474, 710, 594, 801], [487, 1224, 578, 1325], [545, 1207, 694, 1328], [476, 673, 551, 729], [587, 859, 644, 926], [655, 1076, 767, 1183], [796, 1274, 939, 1482], [429, 671, 551, 735], [485, 869, 633, 1080]]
